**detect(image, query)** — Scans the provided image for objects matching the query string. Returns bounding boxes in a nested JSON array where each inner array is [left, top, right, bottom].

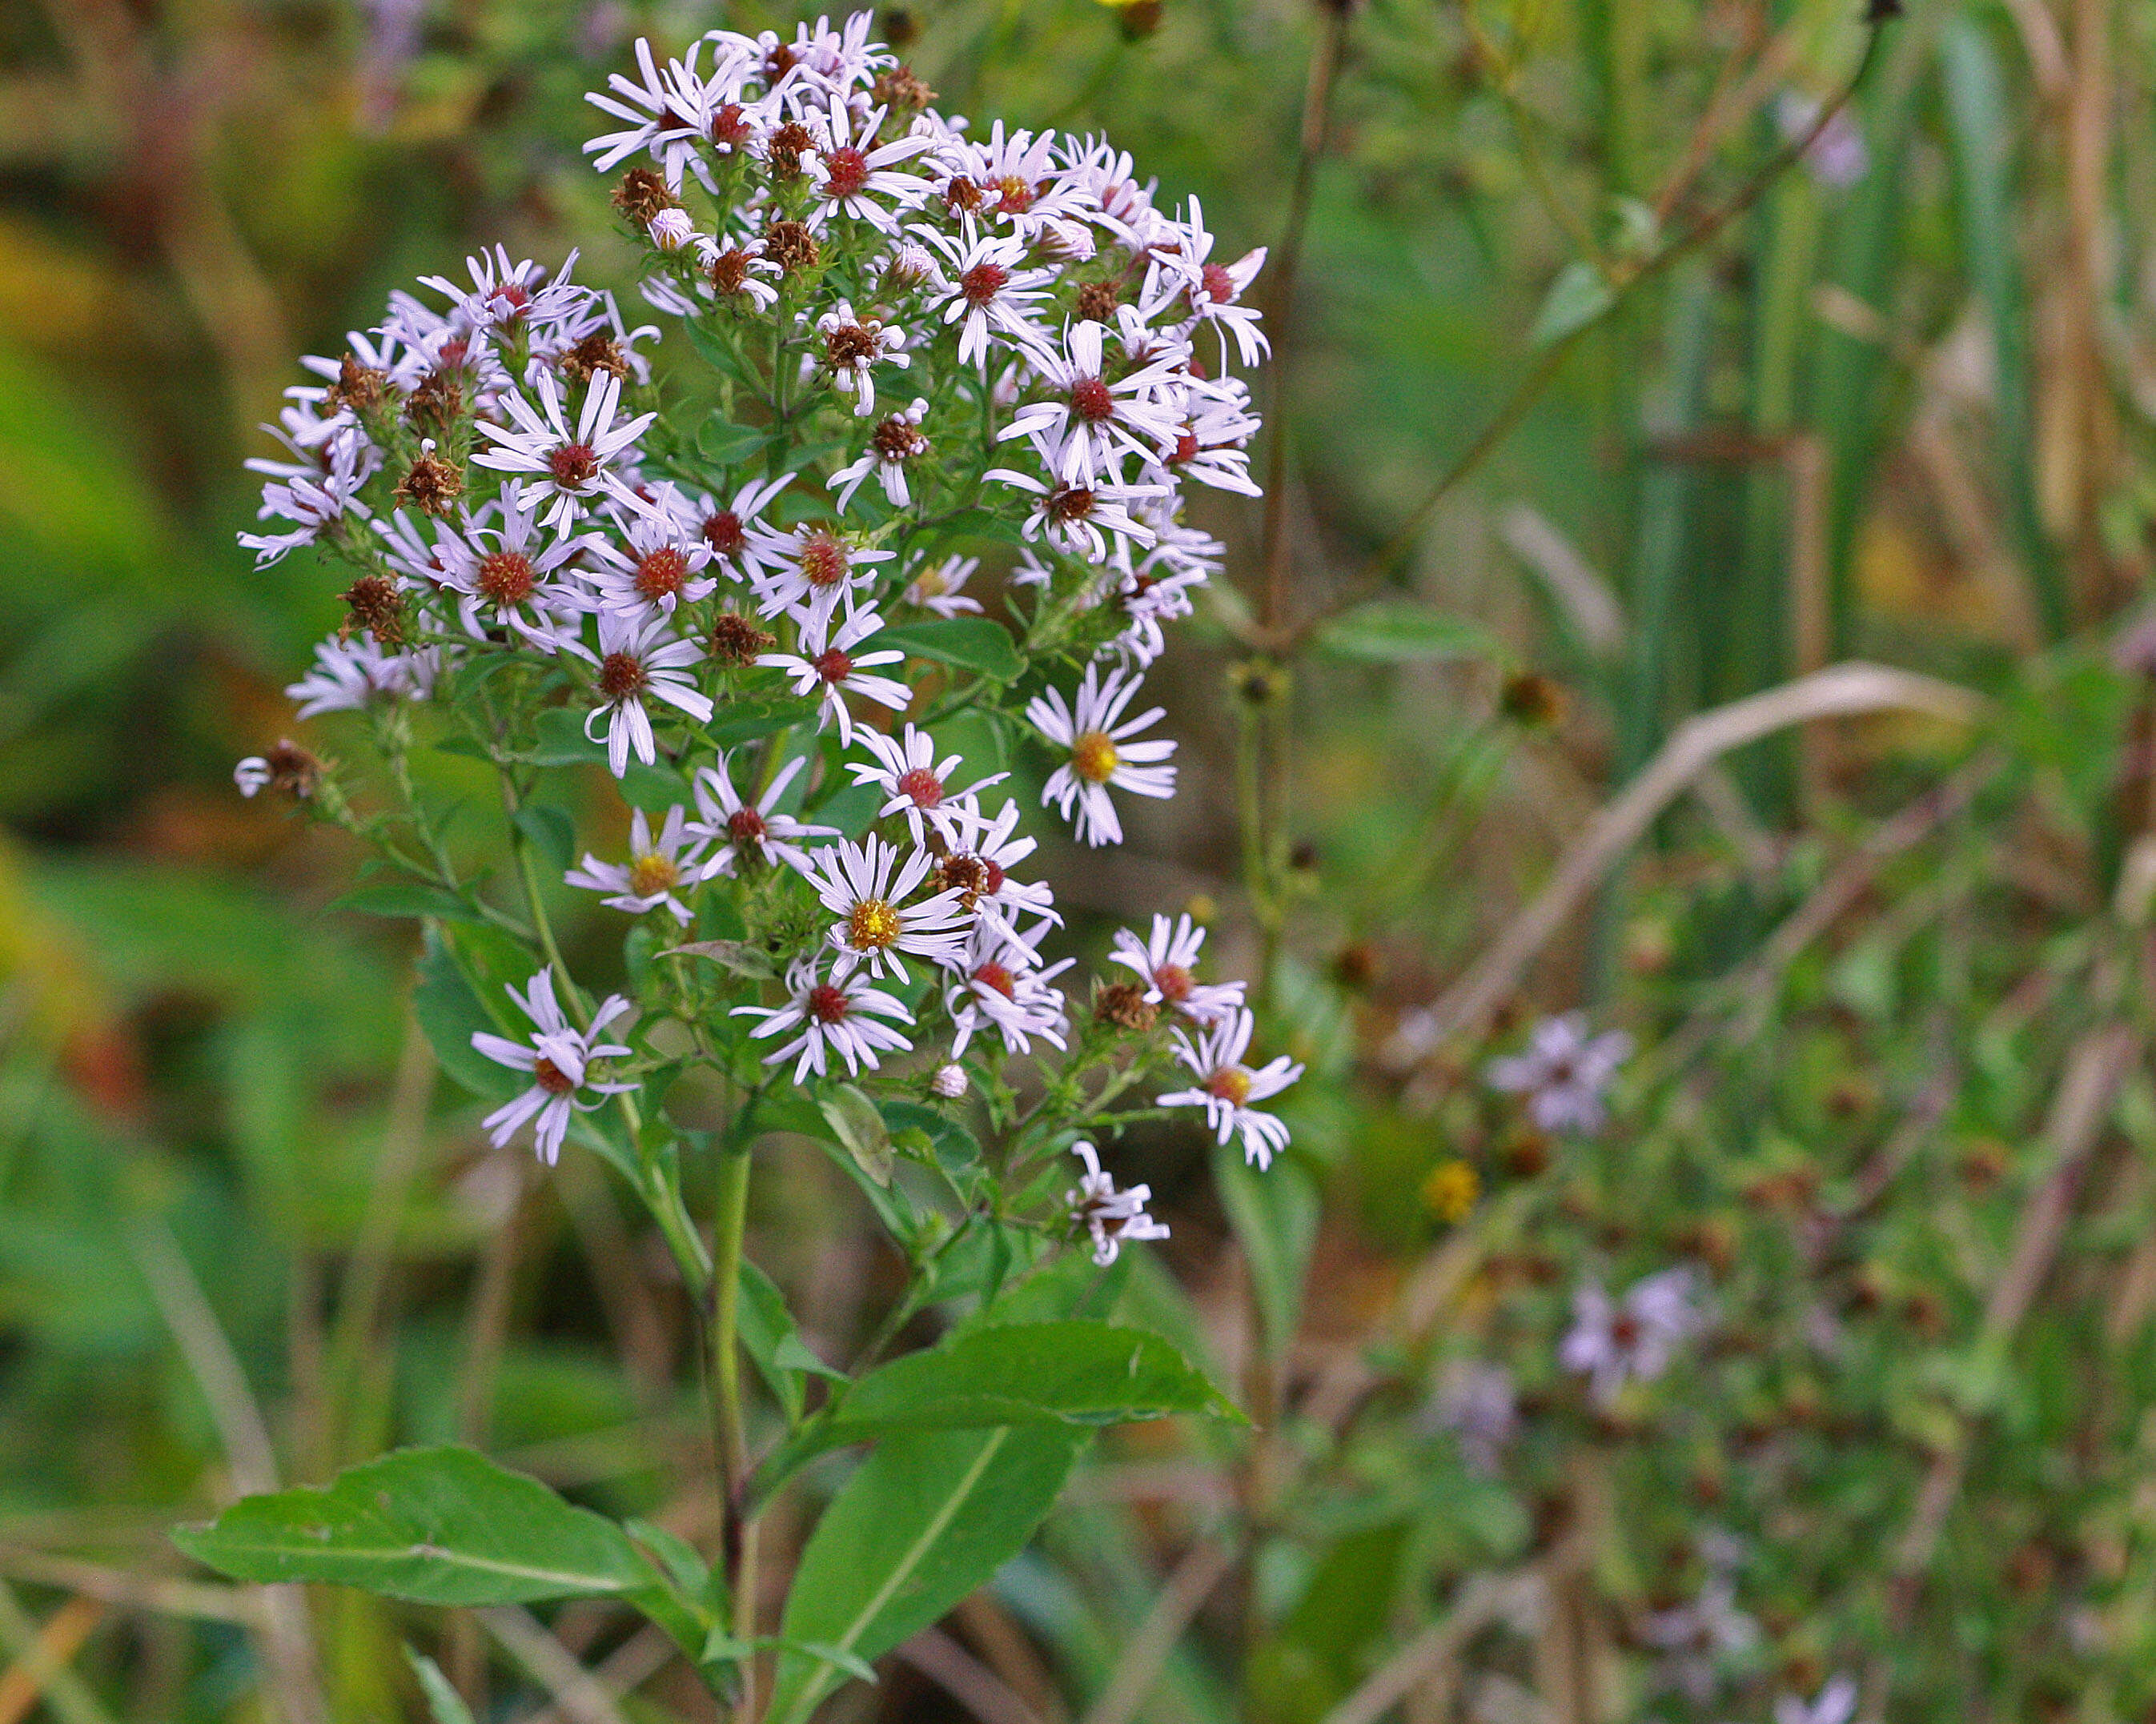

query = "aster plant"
[[195, 15, 1293, 1720]]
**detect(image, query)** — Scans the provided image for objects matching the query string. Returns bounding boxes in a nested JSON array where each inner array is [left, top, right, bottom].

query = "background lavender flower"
[[1487, 1012, 1632, 1134]]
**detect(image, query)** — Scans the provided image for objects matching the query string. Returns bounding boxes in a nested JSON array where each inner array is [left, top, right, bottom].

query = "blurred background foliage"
[[10, 0, 2156, 1719]]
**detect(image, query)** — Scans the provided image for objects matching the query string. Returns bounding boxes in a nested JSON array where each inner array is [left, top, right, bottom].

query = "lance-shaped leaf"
[[751, 1319, 1239, 1501], [1314, 602, 1500, 665], [765, 1425, 1087, 1724], [876, 617, 1025, 682], [171, 1445, 659, 1606]]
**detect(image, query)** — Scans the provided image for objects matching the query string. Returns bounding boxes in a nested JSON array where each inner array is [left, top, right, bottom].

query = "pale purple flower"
[[812, 299, 909, 416], [239, 427, 377, 564], [733, 954, 915, 1083], [1110, 913, 1243, 1024], [1559, 1268, 1704, 1407], [472, 369, 655, 531], [1641, 1578, 1759, 1705], [1026, 664, 1177, 847], [285, 632, 440, 719], [999, 313, 1188, 487], [571, 608, 713, 776], [1158, 1007, 1302, 1170], [902, 554, 982, 618], [1487, 1012, 1632, 1135], [916, 221, 1057, 367], [1775, 1677, 1858, 1724], [564, 805, 708, 923], [805, 95, 933, 234], [471, 968, 636, 1165], [983, 466, 1166, 562], [944, 919, 1073, 1059], [585, 500, 719, 619], [935, 796, 1060, 937], [801, 834, 970, 981], [830, 400, 930, 511], [1777, 91, 1868, 190], [847, 724, 1008, 846], [758, 607, 911, 744], [685, 753, 834, 878], [1068, 1141, 1170, 1266]]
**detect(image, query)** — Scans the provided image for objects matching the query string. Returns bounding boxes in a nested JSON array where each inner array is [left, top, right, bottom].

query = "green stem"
[[712, 1141, 759, 1722]]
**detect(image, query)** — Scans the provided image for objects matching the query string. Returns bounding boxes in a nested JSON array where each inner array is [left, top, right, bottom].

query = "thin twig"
[[479, 1607, 632, 1724], [0, 1582, 111, 1724], [0, 1549, 258, 1626], [1389, 664, 1989, 1056], [1883, 1024, 2138, 1618], [1645, 748, 2005, 1077], [132, 1219, 327, 1724], [1076, 1532, 1242, 1724], [1256, 1, 1353, 627], [1319, 1565, 1546, 1724], [1305, 15, 1893, 643], [898, 1627, 1046, 1724], [327, 1010, 437, 1447], [131, 1221, 279, 1494], [519, 1622, 677, 1724]]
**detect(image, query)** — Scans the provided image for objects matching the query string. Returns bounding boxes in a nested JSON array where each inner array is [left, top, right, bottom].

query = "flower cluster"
[[231, 11, 1296, 1262]]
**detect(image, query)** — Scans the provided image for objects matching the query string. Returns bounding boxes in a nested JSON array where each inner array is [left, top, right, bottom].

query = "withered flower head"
[[324, 353, 387, 415], [709, 611, 777, 665], [871, 64, 935, 110], [393, 451, 464, 517], [339, 574, 409, 647], [612, 166, 679, 226], [762, 218, 819, 277], [559, 331, 628, 383], [1094, 981, 1159, 1032]]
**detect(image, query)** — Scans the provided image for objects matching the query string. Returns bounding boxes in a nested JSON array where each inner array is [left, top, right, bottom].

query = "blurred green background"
[[5, 0, 2151, 1718]]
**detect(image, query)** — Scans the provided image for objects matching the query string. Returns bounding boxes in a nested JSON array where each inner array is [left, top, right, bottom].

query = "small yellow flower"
[[1421, 1159, 1479, 1225]]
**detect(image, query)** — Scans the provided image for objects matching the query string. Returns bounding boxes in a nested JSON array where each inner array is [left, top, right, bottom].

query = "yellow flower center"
[[848, 898, 902, 949], [1072, 730, 1119, 784], [628, 853, 680, 897], [1205, 1066, 1252, 1106]]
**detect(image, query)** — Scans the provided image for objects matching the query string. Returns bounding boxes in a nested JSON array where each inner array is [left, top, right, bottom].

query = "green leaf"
[[411, 928, 524, 1105], [327, 882, 483, 924], [624, 1518, 713, 1603], [1528, 259, 1616, 347], [617, 760, 695, 815], [738, 1257, 846, 1425], [708, 699, 801, 748], [1215, 1147, 1320, 1354], [1941, 16, 2064, 642], [170, 1445, 658, 1605], [806, 778, 884, 840], [820, 1084, 894, 1187], [698, 413, 772, 467], [667, 939, 779, 981], [916, 507, 1027, 551], [526, 708, 688, 806], [831, 1320, 1239, 1431], [704, 1632, 877, 1683], [751, 1319, 1239, 1499], [514, 804, 578, 876], [877, 618, 1024, 682], [766, 1426, 1087, 1724], [405, 1649, 476, 1724], [528, 706, 608, 767], [1314, 603, 1498, 665]]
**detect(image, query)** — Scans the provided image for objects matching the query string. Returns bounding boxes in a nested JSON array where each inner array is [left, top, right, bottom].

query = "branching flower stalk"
[[223, 14, 1299, 1714]]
